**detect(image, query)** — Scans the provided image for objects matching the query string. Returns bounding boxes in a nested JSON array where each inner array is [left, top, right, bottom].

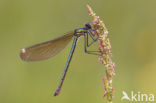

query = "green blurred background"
[[0, 0, 156, 103]]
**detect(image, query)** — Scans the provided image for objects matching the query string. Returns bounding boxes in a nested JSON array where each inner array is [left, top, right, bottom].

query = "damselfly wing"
[[20, 32, 74, 61]]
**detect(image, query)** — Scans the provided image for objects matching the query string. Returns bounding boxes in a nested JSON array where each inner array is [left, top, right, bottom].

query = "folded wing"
[[20, 32, 74, 61]]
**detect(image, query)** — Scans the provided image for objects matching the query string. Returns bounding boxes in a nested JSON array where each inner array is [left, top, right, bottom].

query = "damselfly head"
[[85, 23, 92, 30]]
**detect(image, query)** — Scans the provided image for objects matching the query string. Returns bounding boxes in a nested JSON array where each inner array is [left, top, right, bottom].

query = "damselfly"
[[20, 23, 99, 96]]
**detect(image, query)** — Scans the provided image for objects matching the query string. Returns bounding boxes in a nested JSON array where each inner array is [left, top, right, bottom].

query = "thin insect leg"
[[84, 34, 87, 52], [86, 51, 105, 55], [86, 31, 97, 46], [89, 29, 94, 31], [88, 29, 95, 35], [54, 37, 78, 96], [88, 31, 97, 41], [87, 31, 98, 47], [84, 34, 100, 55], [86, 31, 89, 46], [85, 51, 101, 55], [84, 33, 107, 55]]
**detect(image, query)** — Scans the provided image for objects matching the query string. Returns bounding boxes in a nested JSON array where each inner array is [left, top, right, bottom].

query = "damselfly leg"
[[86, 30, 98, 47], [84, 30, 106, 55]]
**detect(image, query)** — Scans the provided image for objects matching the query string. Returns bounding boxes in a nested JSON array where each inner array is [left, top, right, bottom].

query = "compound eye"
[[85, 23, 92, 29]]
